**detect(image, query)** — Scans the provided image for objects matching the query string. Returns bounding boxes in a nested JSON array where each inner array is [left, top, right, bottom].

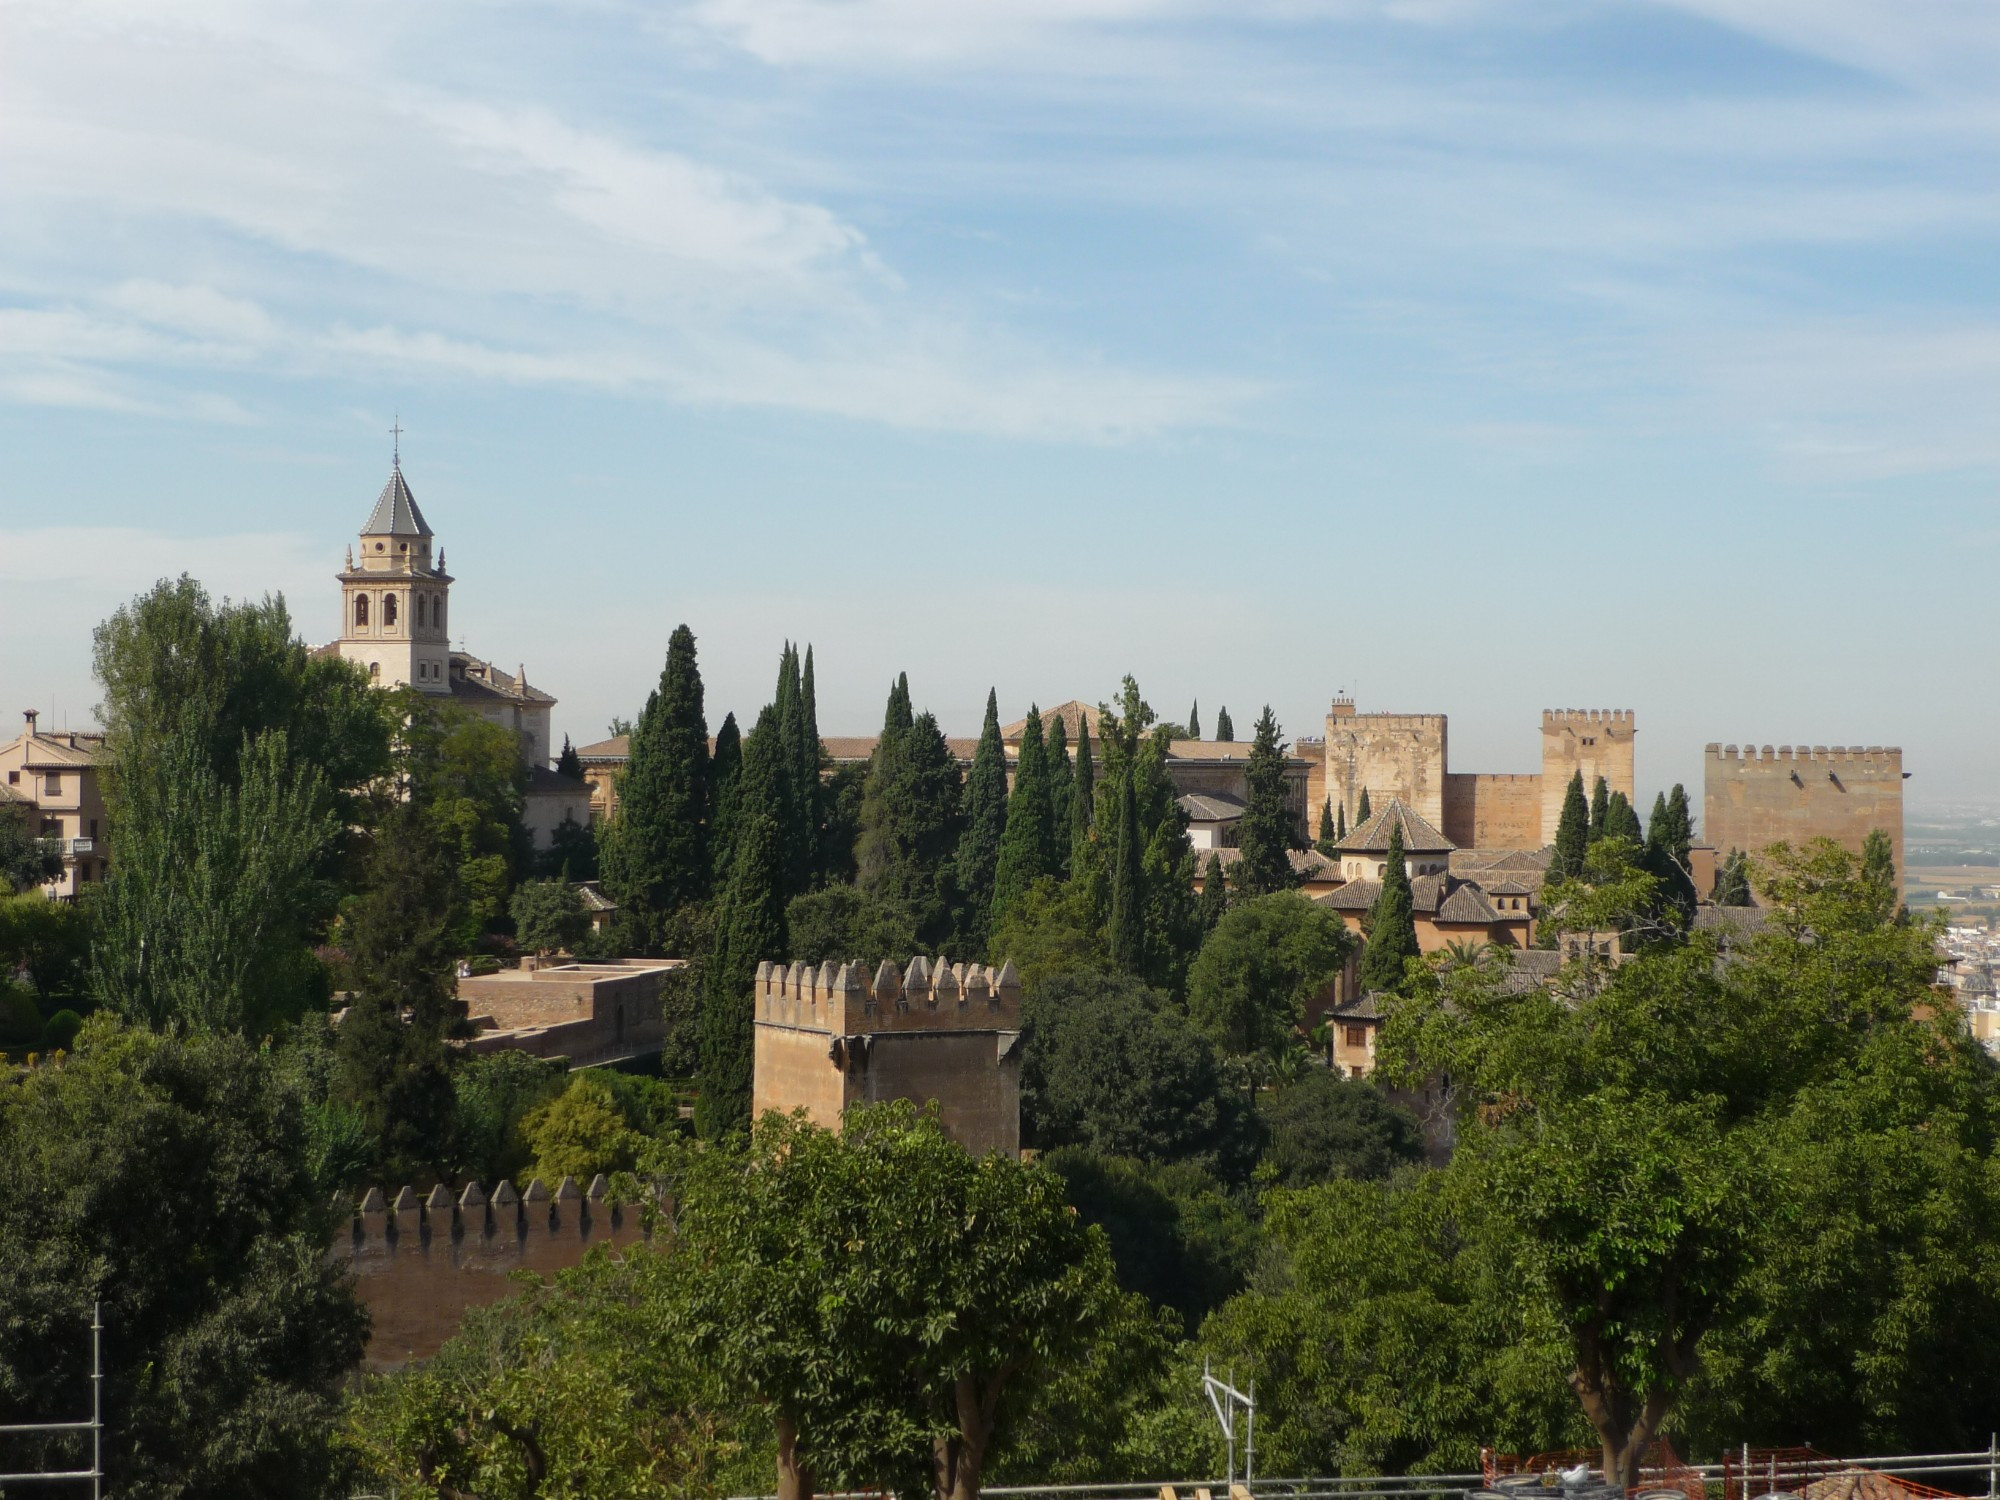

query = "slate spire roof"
[[363, 464, 433, 539]]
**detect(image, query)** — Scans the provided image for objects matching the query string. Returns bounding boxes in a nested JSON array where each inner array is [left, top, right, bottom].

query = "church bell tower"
[[337, 455, 453, 694]]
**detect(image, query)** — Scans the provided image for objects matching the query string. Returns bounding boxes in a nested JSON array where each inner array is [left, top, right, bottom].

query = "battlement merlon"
[[754, 956, 1023, 1034], [1706, 744, 1903, 768], [1542, 709, 1636, 731], [1324, 713, 1448, 732]]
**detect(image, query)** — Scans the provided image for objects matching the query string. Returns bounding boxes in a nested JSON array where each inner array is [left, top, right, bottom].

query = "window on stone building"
[[44, 772, 61, 795], [369, 662, 380, 679], [385, 594, 399, 626], [415, 595, 427, 627], [1344, 1024, 1368, 1049], [355, 594, 369, 627]]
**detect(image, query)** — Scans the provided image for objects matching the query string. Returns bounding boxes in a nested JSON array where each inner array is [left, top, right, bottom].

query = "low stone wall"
[[332, 1176, 652, 1370]]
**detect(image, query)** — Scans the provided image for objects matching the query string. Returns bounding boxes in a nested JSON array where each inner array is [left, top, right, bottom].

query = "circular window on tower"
[[400, 542, 408, 552], [376, 542, 385, 552]]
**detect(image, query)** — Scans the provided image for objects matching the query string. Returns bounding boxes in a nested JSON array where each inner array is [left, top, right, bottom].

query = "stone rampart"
[[752, 957, 1024, 1157], [1442, 772, 1543, 849], [333, 1175, 652, 1371], [1703, 742, 1905, 894]]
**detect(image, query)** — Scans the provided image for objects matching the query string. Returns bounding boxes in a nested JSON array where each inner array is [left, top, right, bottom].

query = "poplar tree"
[[1316, 799, 1339, 857], [1862, 829, 1899, 920], [993, 705, 1057, 923], [600, 625, 709, 943], [1214, 706, 1234, 743], [954, 690, 1009, 950], [1198, 851, 1228, 931], [1234, 707, 1298, 897], [1356, 787, 1372, 824], [1358, 822, 1419, 995], [1108, 772, 1144, 972], [1188, 701, 1202, 739], [1046, 716, 1073, 874], [1551, 770, 1590, 881], [1070, 719, 1096, 871]]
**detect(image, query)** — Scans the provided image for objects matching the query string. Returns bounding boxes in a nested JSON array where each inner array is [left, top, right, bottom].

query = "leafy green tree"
[[1045, 1149, 1258, 1328], [1316, 799, 1339, 858], [510, 877, 590, 954], [955, 690, 1009, 950], [536, 812, 599, 881], [1550, 770, 1589, 881], [450, 1050, 567, 1185], [1188, 891, 1354, 1060], [336, 805, 466, 1176], [1213, 706, 1234, 743], [1381, 838, 1989, 1484], [660, 1103, 1123, 1500], [600, 625, 710, 948], [556, 734, 584, 781], [0, 1016, 367, 1496], [394, 692, 530, 946], [787, 884, 921, 967], [522, 1072, 645, 1182], [988, 877, 1112, 995], [1258, 1069, 1425, 1186], [1022, 973, 1259, 1179], [1233, 706, 1298, 897], [1356, 786, 1371, 823], [348, 1255, 760, 1500], [0, 804, 61, 893], [1197, 852, 1228, 933], [91, 727, 338, 1034], [993, 705, 1059, 928], [1357, 823, 1420, 995]]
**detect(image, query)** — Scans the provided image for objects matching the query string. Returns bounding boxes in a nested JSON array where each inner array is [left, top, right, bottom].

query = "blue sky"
[[2, 0, 1996, 812]]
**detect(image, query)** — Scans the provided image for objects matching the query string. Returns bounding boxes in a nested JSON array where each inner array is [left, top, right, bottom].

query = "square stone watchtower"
[[751, 957, 1024, 1157]]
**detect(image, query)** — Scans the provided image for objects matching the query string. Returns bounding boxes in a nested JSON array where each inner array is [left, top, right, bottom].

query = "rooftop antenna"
[[390, 414, 403, 469]]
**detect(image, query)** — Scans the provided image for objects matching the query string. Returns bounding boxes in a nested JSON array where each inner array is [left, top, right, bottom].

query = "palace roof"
[[1335, 798, 1456, 855]]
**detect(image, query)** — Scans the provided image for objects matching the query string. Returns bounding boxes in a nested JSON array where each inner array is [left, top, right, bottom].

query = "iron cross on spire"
[[390, 415, 403, 468]]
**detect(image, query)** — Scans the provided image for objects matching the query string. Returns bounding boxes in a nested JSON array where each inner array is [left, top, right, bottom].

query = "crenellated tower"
[[1540, 709, 1636, 843], [337, 461, 453, 694]]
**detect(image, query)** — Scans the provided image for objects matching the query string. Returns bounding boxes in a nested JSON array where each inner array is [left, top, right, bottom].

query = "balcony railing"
[[66, 838, 94, 856]]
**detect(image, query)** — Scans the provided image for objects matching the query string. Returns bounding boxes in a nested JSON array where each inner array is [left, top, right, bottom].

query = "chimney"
[[23, 709, 37, 731]]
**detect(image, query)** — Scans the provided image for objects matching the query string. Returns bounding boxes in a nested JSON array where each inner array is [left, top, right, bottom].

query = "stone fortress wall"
[[752, 957, 1024, 1158], [1704, 743, 1905, 885], [1540, 709, 1637, 843], [1441, 772, 1543, 850], [333, 1175, 650, 1370]]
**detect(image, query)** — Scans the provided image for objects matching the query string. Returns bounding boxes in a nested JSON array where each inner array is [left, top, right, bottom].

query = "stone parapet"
[[753, 957, 1022, 1036]]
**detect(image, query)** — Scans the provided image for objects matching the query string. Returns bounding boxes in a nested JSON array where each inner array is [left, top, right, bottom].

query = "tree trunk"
[[777, 1414, 815, 1500], [932, 1375, 993, 1500]]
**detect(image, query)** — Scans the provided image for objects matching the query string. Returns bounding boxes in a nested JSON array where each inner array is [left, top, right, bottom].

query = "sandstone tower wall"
[[1322, 700, 1448, 830], [1442, 772, 1544, 849], [1703, 743, 1905, 891], [751, 957, 1023, 1157], [1541, 710, 1636, 843]]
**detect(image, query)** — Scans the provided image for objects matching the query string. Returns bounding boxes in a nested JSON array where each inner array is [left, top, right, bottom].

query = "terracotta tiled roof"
[[1331, 992, 1388, 1021], [450, 652, 556, 708], [1178, 791, 1247, 822], [15, 733, 105, 769], [1165, 740, 1312, 766], [1002, 701, 1101, 742], [364, 465, 432, 538], [575, 735, 630, 761], [1205, 846, 1340, 881], [1335, 798, 1455, 855]]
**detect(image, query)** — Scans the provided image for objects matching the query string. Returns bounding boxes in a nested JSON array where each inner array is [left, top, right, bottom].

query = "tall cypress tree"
[[798, 644, 825, 879], [1644, 784, 1697, 913], [1356, 786, 1372, 824], [555, 735, 583, 781], [855, 676, 914, 891], [1046, 715, 1073, 874], [1198, 850, 1228, 931], [1602, 789, 1643, 845], [1358, 822, 1419, 995], [1336, 800, 1347, 839], [697, 806, 786, 1140], [769, 644, 816, 892], [993, 704, 1057, 923], [1551, 770, 1589, 881], [600, 624, 709, 946], [857, 690, 963, 945], [1214, 706, 1235, 743], [1316, 799, 1339, 857], [1070, 718, 1096, 872], [1108, 769, 1144, 972], [1234, 706, 1297, 897], [707, 712, 743, 891], [1589, 776, 1610, 845], [954, 690, 1009, 950], [1188, 701, 1201, 739]]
